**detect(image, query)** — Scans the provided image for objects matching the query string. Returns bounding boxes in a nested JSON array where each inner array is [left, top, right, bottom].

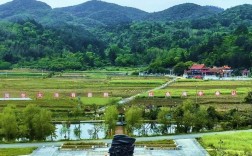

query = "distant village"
[[184, 64, 251, 80], [139, 64, 251, 80]]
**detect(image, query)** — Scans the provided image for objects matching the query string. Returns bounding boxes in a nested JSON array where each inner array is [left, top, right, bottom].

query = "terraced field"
[[0, 70, 170, 120], [130, 79, 252, 111]]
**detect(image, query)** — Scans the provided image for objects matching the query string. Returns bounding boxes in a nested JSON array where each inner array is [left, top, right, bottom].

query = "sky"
[[0, 0, 251, 12]]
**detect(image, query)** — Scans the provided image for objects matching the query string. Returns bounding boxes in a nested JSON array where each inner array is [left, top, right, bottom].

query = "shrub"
[[244, 91, 252, 104]]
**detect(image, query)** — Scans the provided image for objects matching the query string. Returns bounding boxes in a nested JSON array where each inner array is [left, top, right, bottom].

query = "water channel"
[[48, 122, 176, 141]]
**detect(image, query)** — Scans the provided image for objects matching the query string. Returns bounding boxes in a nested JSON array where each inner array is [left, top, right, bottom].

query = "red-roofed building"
[[184, 64, 233, 79]]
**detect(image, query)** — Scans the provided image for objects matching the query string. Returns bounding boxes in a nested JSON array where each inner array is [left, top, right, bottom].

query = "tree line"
[[104, 97, 252, 136]]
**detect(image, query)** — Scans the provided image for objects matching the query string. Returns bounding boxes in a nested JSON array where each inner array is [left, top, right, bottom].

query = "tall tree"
[[104, 105, 119, 136], [32, 109, 55, 140], [23, 104, 40, 141], [23, 104, 54, 141], [125, 106, 143, 135], [157, 107, 172, 134], [0, 105, 18, 141], [173, 100, 207, 133]]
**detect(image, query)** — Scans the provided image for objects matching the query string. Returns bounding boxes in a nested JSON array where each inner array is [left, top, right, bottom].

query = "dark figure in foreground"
[[109, 135, 136, 156]]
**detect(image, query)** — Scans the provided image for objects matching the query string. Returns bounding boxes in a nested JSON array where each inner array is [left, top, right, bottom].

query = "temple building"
[[183, 64, 233, 79]]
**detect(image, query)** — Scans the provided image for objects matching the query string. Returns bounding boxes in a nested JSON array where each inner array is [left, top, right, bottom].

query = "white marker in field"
[[4, 93, 9, 98], [54, 93, 59, 98], [198, 91, 204, 96], [166, 92, 171, 97], [182, 91, 187, 97], [37, 92, 43, 98], [148, 91, 154, 97], [215, 91, 221, 96], [104, 92, 109, 98], [88, 92, 93, 98], [21, 93, 26, 98], [231, 90, 237, 96], [71, 92, 76, 98]]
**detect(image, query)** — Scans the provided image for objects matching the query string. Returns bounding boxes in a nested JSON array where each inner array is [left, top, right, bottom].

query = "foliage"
[[0, 104, 55, 141], [125, 106, 143, 134], [23, 104, 55, 141], [244, 91, 252, 103], [157, 107, 171, 134], [104, 105, 119, 136], [173, 100, 208, 133], [0, 2, 251, 71], [0, 105, 18, 141]]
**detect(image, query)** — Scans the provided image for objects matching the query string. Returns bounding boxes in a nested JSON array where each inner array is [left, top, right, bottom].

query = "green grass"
[[199, 132, 252, 156], [110, 79, 165, 84], [0, 147, 36, 156], [80, 97, 122, 105]]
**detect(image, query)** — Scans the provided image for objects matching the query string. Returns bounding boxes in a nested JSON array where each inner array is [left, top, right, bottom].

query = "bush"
[[244, 91, 252, 103]]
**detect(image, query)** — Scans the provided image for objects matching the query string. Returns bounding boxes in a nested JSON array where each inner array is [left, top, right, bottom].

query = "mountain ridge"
[[145, 3, 224, 21], [0, 0, 226, 27]]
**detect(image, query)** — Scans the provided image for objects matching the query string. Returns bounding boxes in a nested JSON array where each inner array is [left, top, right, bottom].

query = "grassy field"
[[199, 132, 252, 156], [0, 147, 36, 156]]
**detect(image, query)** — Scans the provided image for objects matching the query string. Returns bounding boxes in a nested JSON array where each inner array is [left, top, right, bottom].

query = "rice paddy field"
[[0, 69, 170, 120], [131, 79, 252, 112], [0, 69, 252, 120]]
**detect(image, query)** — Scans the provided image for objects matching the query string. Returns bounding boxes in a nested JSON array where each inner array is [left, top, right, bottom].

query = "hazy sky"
[[0, 0, 251, 12]]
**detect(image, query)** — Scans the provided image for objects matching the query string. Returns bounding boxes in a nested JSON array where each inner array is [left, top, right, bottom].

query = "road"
[[98, 77, 177, 112], [118, 77, 177, 105], [0, 129, 251, 148]]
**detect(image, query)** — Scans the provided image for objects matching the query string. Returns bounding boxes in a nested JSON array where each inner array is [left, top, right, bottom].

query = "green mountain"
[[55, 0, 148, 20], [0, 0, 51, 21], [0, 1, 251, 73], [218, 4, 252, 26], [145, 3, 224, 21], [52, 0, 148, 27]]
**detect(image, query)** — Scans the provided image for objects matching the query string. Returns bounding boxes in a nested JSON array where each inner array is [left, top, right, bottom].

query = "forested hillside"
[[145, 3, 224, 21], [0, 0, 251, 74], [0, 20, 105, 70]]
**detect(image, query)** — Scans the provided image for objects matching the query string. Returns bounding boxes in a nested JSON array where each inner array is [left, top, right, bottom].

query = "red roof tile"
[[190, 64, 206, 70]]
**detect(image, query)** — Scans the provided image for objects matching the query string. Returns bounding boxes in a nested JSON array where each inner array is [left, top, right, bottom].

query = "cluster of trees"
[[104, 99, 252, 136], [152, 100, 251, 134], [99, 22, 252, 74], [104, 105, 143, 136], [0, 104, 55, 141], [0, 20, 105, 71], [171, 101, 246, 133]]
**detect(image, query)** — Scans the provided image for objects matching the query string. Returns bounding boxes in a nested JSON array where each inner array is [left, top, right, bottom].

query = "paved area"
[[175, 139, 209, 156], [30, 139, 209, 156]]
